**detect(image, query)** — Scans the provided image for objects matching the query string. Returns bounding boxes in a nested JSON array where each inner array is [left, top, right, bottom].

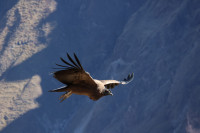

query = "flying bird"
[[49, 53, 134, 102]]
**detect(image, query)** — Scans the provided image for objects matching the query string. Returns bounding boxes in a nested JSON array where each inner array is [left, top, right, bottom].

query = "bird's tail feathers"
[[48, 86, 68, 92]]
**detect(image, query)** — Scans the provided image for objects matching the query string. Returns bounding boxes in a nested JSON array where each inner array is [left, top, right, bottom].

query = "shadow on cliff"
[[0, 0, 144, 132], [0, 1, 90, 133]]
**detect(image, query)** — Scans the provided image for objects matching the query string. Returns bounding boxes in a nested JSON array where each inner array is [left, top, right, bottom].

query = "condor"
[[49, 53, 133, 102]]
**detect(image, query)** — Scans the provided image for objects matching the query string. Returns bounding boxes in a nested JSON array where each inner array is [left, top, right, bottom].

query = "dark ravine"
[[0, 0, 200, 133]]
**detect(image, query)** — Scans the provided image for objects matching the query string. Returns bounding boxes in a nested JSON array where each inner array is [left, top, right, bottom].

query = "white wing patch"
[[101, 73, 134, 89]]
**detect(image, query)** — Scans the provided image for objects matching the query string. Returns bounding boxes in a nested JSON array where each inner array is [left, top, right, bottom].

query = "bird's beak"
[[110, 93, 113, 96]]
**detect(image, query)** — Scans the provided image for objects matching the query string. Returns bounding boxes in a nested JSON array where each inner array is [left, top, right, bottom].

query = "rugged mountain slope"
[[0, 0, 200, 133]]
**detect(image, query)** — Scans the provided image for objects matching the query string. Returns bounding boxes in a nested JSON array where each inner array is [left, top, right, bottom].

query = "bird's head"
[[102, 89, 113, 96]]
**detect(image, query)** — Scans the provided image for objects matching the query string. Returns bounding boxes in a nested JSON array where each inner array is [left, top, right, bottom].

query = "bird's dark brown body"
[[49, 53, 134, 102], [67, 84, 101, 101]]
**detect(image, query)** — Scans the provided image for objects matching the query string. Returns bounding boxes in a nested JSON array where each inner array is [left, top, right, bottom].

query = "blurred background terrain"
[[0, 0, 200, 133]]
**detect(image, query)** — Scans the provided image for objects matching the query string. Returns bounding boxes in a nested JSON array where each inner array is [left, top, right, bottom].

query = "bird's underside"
[[49, 53, 134, 102]]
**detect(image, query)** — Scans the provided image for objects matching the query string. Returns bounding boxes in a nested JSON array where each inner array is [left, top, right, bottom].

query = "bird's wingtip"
[[121, 72, 134, 84]]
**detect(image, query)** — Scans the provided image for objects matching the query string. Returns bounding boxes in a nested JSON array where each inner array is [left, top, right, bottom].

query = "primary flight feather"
[[49, 53, 134, 102]]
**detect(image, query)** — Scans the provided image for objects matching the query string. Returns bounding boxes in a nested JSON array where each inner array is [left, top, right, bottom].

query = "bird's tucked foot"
[[59, 91, 72, 102]]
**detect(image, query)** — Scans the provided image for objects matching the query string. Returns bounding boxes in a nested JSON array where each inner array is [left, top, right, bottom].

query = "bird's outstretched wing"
[[100, 73, 134, 89], [53, 53, 96, 87]]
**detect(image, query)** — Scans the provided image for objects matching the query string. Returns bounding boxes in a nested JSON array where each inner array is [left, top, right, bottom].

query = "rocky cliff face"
[[0, 0, 200, 133]]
